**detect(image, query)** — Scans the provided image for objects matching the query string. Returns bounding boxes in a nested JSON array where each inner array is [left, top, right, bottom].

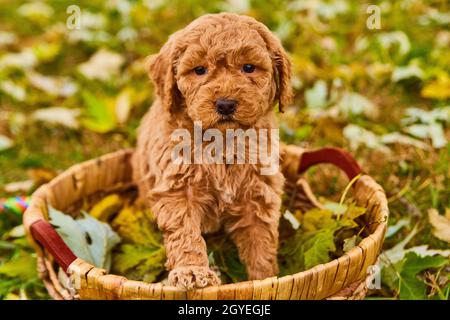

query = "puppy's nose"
[[215, 99, 237, 116]]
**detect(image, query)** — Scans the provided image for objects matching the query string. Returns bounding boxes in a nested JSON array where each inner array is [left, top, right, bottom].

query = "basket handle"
[[30, 219, 77, 272], [298, 147, 362, 180]]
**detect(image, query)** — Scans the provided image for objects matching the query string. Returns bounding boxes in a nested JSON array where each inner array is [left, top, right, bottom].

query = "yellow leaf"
[[302, 209, 335, 232], [5, 293, 20, 300], [421, 75, 450, 100], [89, 194, 123, 222], [428, 208, 450, 243], [112, 206, 162, 247]]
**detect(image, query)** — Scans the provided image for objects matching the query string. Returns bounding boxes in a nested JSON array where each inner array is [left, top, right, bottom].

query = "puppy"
[[133, 13, 292, 289]]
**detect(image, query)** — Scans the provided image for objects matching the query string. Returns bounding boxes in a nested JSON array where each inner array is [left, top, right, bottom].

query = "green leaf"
[[212, 246, 247, 283], [0, 251, 37, 281], [303, 229, 336, 269], [279, 204, 363, 275], [112, 244, 165, 282], [399, 252, 448, 300], [81, 91, 116, 133]]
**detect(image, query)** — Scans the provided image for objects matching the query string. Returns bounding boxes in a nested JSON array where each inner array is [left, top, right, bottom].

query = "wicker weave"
[[23, 146, 388, 300]]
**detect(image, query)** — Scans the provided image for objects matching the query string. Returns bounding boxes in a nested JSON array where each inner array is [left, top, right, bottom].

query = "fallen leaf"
[[0, 31, 17, 46], [303, 229, 336, 269], [399, 252, 447, 300], [32, 42, 61, 63], [411, 126, 446, 149], [419, 8, 450, 26], [4, 293, 20, 300], [344, 124, 432, 151], [302, 208, 335, 232], [428, 123, 447, 148], [221, 0, 250, 14], [3, 180, 34, 193], [31, 107, 81, 129], [90, 194, 124, 222], [81, 91, 116, 133], [386, 218, 410, 238], [421, 75, 450, 100], [391, 65, 424, 82], [80, 11, 107, 30], [27, 72, 77, 97], [406, 245, 450, 258], [115, 89, 132, 124], [402, 107, 450, 125], [305, 80, 328, 109], [112, 244, 165, 282], [18, 2, 54, 19], [0, 251, 37, 281], [335, 92, 378, 119], [112, 206, 161, 247], [343, 124, 389, 152], [0, 81, 26, 101], [377, 31, 411, 56], [0, 49, 37, 71], [0, 134, 14, 151], [381, 132, 430, 150], [7, 224, 26, 238], [78, 49, 124, 81], [279, 206, 361, 274], [381, 224, 419, 265], [428, 208, 450, 243], [405, 124, 430, 138]]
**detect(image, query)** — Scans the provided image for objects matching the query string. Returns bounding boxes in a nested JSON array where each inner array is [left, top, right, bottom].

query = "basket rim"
[[23, 147, 389, 299]]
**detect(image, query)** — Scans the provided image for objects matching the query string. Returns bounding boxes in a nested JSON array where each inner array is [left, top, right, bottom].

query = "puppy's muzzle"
[[215, 99, 237, 116]]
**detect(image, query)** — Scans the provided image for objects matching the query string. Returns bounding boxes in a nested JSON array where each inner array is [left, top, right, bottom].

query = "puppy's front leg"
[[226, 184, 282, 280], [152, 192, 221, 289], [228, 216, 280, 280]]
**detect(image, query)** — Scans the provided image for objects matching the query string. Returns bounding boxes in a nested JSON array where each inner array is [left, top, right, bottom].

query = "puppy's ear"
[[255, 26, 293, 112], [146, 36, 182, 112]]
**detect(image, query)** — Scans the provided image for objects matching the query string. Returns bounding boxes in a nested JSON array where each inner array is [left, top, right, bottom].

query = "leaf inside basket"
[[48, 206, 120, 271]]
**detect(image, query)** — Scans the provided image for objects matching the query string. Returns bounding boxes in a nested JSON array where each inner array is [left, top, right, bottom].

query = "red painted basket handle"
[[298, 147, 362, 180], [30, 220, 77, 272]]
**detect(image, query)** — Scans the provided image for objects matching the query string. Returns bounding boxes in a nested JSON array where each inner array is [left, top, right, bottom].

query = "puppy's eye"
[[242, 64, 255, 73], [194, 66, 207, 75]]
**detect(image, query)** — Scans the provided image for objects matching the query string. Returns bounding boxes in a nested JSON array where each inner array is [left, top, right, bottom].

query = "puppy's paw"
[[168, 266, 221, 290]]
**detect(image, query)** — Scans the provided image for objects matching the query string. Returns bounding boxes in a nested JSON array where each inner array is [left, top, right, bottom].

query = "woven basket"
[[23, 145, 388, 300]]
